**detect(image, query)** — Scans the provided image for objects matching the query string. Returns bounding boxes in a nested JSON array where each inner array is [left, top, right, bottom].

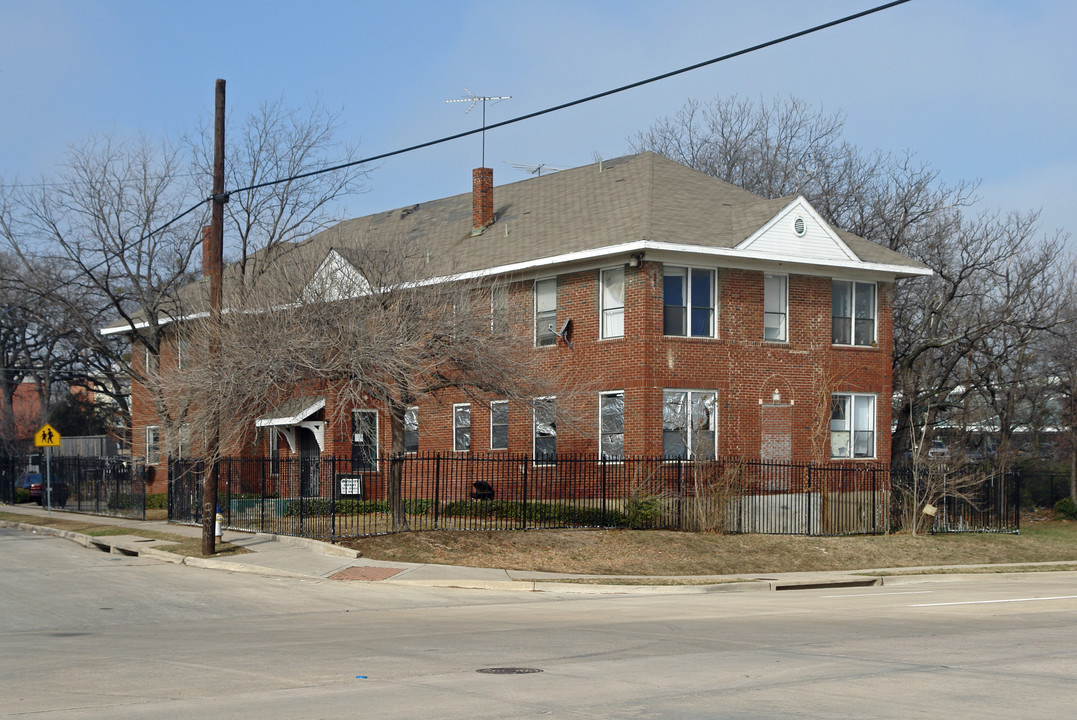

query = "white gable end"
[[736, 197, 858, 263], [303, 249, 370, 302]]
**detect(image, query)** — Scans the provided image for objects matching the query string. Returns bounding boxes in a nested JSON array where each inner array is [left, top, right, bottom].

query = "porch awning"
[[255, 397, 325, 427], [255, 397, 326, 453]]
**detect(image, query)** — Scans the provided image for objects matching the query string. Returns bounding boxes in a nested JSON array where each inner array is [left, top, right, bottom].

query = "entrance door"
[[298, 427, 320, 497]]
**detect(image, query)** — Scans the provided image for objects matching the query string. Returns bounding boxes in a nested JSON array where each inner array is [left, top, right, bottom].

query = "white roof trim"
[[255, 397, 326, 427], [101, 237, 931, 335]]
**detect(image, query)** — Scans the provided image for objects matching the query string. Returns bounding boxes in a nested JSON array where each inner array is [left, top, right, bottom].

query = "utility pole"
[[202, 78, 226, 556]]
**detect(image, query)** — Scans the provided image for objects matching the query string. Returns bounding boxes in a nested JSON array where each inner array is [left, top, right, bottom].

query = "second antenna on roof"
[[445, 88, 510, 167]]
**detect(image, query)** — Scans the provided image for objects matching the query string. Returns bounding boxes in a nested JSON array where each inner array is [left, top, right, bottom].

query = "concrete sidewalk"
[[3, 503, 1071, 594]]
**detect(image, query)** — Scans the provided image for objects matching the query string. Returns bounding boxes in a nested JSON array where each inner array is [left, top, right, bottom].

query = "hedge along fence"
[[169, 453, 894, 540]]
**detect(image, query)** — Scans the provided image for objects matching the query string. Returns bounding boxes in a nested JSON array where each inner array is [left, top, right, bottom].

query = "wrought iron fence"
[[890, 465, 1021, 534], [0, 455, 146, 520], [168, 453, 892, 540]]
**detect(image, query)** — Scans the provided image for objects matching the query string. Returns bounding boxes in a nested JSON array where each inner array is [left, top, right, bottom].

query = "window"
[[832, 280, 876, 346], [600, 267, 625, 339], [491, 283, 509, 335], [453, 403, 471, 452], [534, 397, 556, 464], [664, 266, 715, 337], [144, 345, 157, 373], [662, 390, 717, 460], [145, 426, 160, 463], [177, 423, 191, 458], [269, 429, 280, 474], [599, 391, 625, 460], [764, 274, 788, 342], [490, 400, 508, 450], [535, 278, 557, 346], [404, 406, 418, 454], [830, 394, 876, 459], [351, 410, 378, 471]]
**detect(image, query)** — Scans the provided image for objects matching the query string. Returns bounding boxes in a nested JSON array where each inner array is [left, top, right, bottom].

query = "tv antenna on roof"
[[445, 88, 510, 167], [506, 161, 566, 177]]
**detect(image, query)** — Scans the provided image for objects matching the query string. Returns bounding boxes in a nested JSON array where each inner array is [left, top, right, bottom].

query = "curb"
[[251, 531, 362, 559]]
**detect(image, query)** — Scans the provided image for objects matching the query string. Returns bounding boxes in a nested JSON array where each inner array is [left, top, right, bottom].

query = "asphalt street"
[[3, 525, 1076, 719]]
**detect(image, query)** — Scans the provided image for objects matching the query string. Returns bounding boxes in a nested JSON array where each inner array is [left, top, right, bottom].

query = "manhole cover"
[[476, 667, 542, 674]]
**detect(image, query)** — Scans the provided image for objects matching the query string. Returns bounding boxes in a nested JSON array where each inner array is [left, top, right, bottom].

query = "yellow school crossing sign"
[[34, 424, 61, 447]]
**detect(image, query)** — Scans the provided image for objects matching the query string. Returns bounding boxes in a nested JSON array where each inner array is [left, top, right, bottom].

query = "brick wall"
[[131, 260, 895, 473]]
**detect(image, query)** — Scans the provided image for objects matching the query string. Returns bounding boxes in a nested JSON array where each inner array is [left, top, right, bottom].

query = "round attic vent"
[[793, 216, 806, 236]]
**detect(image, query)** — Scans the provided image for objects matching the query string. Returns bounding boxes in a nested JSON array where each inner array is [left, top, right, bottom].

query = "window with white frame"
[[832, 280, 876, 346], [453, 403, 471, 452], [491, 283, 509, 335], [144, 345, 157, 373], [600, 267, 625, 339], [663, 266, 715, 337], [490, 400, 508, 450], [830, 394, 876, 459], [599, 391, 625, 460], [404, 406, 418, 454], [662, 390, 717, 459], [145, 426, 160, 463], [351, 410, 378, 471], [534, 397, 556, 464], [535, 278, 557, 346], [764, 274, 788, 342]]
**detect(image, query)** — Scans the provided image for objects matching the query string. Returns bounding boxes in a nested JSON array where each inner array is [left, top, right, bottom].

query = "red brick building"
[[115, 153, 928, 491]]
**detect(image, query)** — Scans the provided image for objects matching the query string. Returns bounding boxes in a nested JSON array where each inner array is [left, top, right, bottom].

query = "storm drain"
[[476, 667, 543, 675]]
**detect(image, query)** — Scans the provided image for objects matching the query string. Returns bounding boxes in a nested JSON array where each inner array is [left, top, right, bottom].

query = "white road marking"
[[821, 591, 933, 598], [912, 595, 1077, 607]]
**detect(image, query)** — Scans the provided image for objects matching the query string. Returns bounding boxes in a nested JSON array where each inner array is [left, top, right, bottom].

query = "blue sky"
[[2, 0, 1074, 248]]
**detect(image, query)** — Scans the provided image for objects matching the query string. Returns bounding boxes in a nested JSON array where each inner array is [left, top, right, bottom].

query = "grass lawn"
[[4, 506, 1077, 575], [342, 520, 1077, 576]]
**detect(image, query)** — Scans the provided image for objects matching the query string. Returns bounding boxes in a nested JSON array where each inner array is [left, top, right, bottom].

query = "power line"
[[228, 0, 912, 196], [6, 0, 912, 318]]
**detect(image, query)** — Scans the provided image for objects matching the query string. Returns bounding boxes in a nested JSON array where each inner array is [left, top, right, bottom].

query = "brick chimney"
[[472, 167, 494, 235]]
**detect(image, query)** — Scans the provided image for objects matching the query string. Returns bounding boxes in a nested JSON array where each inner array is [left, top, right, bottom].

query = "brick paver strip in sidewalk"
[[330, 566, 406, 581]]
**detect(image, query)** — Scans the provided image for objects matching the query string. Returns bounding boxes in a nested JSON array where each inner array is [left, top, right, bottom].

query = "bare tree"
[[166, 227, 584, 530], [0, 101, 370, 464], [191, 98, 371, 292]]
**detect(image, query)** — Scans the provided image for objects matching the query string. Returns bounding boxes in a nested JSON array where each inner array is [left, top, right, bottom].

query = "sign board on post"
[[34, 424, 61, 447], [33, 424, 61, 513]]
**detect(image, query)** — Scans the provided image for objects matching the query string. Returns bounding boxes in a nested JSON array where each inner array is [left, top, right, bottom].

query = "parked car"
[[15, 473, 68, 507]]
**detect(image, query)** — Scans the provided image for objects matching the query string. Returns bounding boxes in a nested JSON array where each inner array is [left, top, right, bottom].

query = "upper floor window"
[[490, 400, 508, 450], [662, 390, 717, 460], [176, 335, 185, 369], [664, 266, 715, 337], [491, 284, 509, 335], [453, 403, 471, 452], [404, 406, 418, 454], [534, 397, 556, 465], [832, 280, 876, 346], [830, 394, 875, 459], [764, 274, 788, 342], [599, 391, 625, 460], [535, 278, 557, 347], [600, 267, 625, 339]]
